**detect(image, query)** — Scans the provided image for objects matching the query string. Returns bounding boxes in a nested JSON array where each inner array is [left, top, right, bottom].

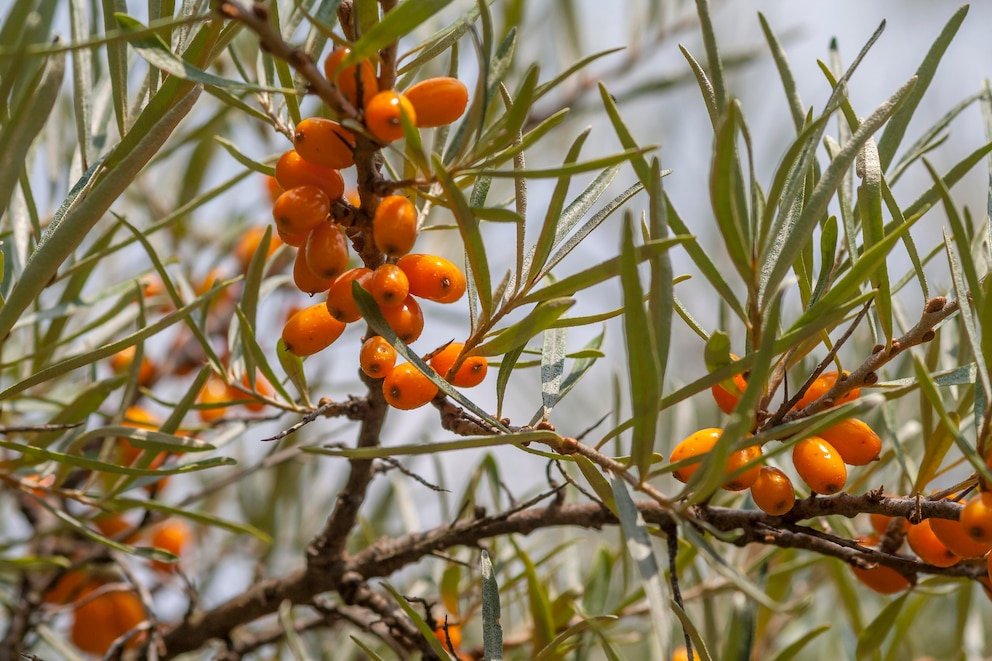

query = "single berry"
[[325, 267, 373, 323], [44, 570, 99, 605], [277, 223, 310, 247], [723, 443, 762, 491], [433, 621, 463, 653], [929, 509, 992, 558], [906, 519, 959, 567], [383, 362, 438, 410], [404, 77, 469, 128], [293, 117, 356, 170], [234, 225, 283, 271], [369, 263, 410, 308], [305, 222, 350, 281], [149, 518, 192, 573], [110, 345, 156, 387], [796, 370, 860, 409], [293, 243, 335, 294], [272, 185, 330, 236], [669, 429, 720, 483], [197, 376, 230, 423], [750, 465, 795, 516], [869, 494, 909, 537], [850, 536, 911, 594], [373, 195, 418, 257], [71, 587, 147, 655], [365, 90, 417, 143], [232, 372, 273, 412], [281, 303, 346, 356], [792, 437, 847, 495], [671, 645, 702, 661], [817, 418, 882, 466], [323, 47, 378, 108], [381, 294, 425, 343], [959, 492, 992, 544], [397, 253, 467, 303], [360, 336, 397, 379], [711, 353, 747, 414], [429, 342, 488, 388], [275, 149, 345, 201], [266, 175, 283, 204]]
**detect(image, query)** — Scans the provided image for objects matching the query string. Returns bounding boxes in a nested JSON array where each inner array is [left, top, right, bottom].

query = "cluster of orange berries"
[[673, 367, 877, 515], [267, 47, 485, 409]]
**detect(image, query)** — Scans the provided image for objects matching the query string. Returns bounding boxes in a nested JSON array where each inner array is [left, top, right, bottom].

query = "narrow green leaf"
[[379, 582, 455, 659], [214, 137, 275, 175], [769, 626, 831, 661], [710, 101, 752, 285], [345, 0, 455, 66], [103, 0, 128, 136], [574, 454, 616, 513], [473, 298, 575, 357], [276, 338, 310, 408], [902, 140, 992, 222], [539, 327, 567, 420], [533, 616, 619, 661], [679, 45, 717, 127], [306, 430, 554, 459], [855, 593, 908, 659], [528, 328, 605, 425], [496, 344, 526, 418], [856, 137, 891, 341], [758, 12, 805, 131], [694, 0, 728, 115], [481, 550, 504, 661], [518, 544, 555, 653]]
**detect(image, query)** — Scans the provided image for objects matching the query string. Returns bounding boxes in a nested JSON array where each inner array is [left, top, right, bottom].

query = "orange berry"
[[796, 370, 860, 409], [850, 536, 911, 594], [272, 185, 330, 236], [405, 77, 469, 128], [276, 223, 310, 247], [429, 342, 488, 388], [960, 492, 992, 543], [197, 376, 230, 423], [364, 90, 416, 143], [323, 47, 378, 108], [929, 513, 992, 558], [93, 513, 133, 539], [869, 495, 909, 536], [110, 346, 156, 387], [433, 622, 463, 652], [325, 267, 373, 323], [817, 418, 882, 466], [671, 646, 702, 661], [368, 263, 410, 308], [293, 243, 335, 294], [71, 587, 146, 655], [234, 225, 283, 271], [382, 362, 438, 410], [266, 175, 283, 204], [149, 518, 192, 573], [750, 466, 795, 516], [988, 548, 992, 583], [44, 570, 98, 605], [670, 429, 720, 483], [792, 437, 847, 495], [234, 372, 273, 412], [281, 303, 347, 356], [373, 195, 418, 258], [274, 149, 344, 201], [723, 443, 762, 491], [305, 222, 350, 280], [293, 117, 356, 170], [118, 407, 166, 469], [397, 253, 466, 303], [359, 336, 397, 379], [380, 294, 425, 343], [711, 369, 747, 414], [906, 519, 959, 567]]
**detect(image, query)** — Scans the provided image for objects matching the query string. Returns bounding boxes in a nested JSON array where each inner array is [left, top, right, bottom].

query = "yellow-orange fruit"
[[234, 225, 283, 271], [429, 342, 488, 388], [671, 646, 702, 661], [397, 253, 466, 303], [110, 346, 156, 386], [294, 117, 355, 170], [368, 264, 410, 308], [434, 621, 463, 653], [277, 223, 309, 247], [266, 175, 283, 204], [960, 492, 992, 543], [817, 418, 882, 466], [850, 536, 911, 594], [792, 437, 847, 495], [118, 407, 167, 469], [930, 514, 992, 558], [988, 548, 992, 583], [383, 362, 438, 410], [360, 336, 397, 379], [272, 185, 330, 236], [325, 267, 373, 323], [669, 429, 720, 483], [796, 370, 860, 409], [293, 243, 335, 294], [281, 303, 346, 356], [304, 223, 350, 281], [380, 294, 425, 343], [869, 495, 909, 536], [274, 149, 344, 201], [723, 443, 762, 491], [93, 513, 136, 540], [197, 376, 230, 423], [149, 518, 192, 573], [405, 77, 469, 128], [234, 372, 273, 412], [43, 570, 98, 605], [750, 466, 795, 516], [906, 519, 959, 567], [364, 90, 416, 143], [323, 47, 378, 108], [373, 195, 418, 257], [70, 587, 146, 655], [711, 356, 747, 414]]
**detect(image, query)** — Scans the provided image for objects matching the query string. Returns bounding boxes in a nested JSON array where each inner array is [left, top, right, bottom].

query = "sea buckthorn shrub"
[[4, 2, 992, 661]]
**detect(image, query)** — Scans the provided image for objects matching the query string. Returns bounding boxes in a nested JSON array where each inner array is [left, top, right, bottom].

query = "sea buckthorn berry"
[[433, 621, 463, 652], [959, 492, 992, 543], [711, 353, 747, 414], [850, 536, 911, 594], [277, 223, 309, 247], [304, 222, 350, 281], [360, 336, 397, 379], [750, 466, 795, 516], [670, 429, 720, 483], [906, 519, 959, 567], [325, 267, 373, 323], [671, 646, 702, 661], [149, 518, 192, 573], [266, 175, 283, 204], [274, 149, 345, 201], [44, 570, 99, 605], [365, 90, 417, 143], [323, 47, 378, 108], [792, 437, 847, 495], [397, 253, 466, 303], [232, 372, 273, 413], [110, 346, 156, 387], [929, 511, 992, 558], [293, 117, 356, 170], [119, 406, 166, 468], [869, 495, 909, 536], [293, 244, 335, 294], [71, 587, 147, 655], [796, 370, 860, 409], [93, 513, 134, 539], [429, 342, 488, 388], [234, 225, 283, 271], [383, 362, 438, 410], [405, 77, 469, 128], [817, 418, 882, 466], [723, 444, 762, 491], [197, 376, 230, 423], [373, 195, 418, 258], [380, 294, 425, 343], [272, 185, 330, 236], [281, 303, 347, 356], [369, 264, 410, 308]]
